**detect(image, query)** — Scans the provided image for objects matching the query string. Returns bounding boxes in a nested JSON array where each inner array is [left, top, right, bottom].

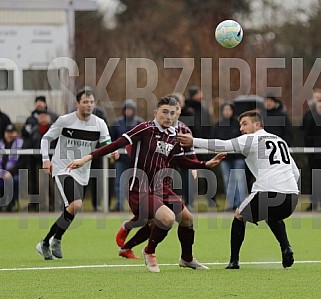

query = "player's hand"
[[43, 160, 52, 175], [66, 155, 92, 171], [177, 133, 193, 147], [205, 152, 227, 168], [111, 150, 120, 160], [191, 169, 198, 180], [3, 171, 12, 180]]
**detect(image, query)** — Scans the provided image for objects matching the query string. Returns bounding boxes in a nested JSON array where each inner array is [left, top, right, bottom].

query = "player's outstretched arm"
[[178, 132, 238, 154], [66, 154, 93, 171], [205, 152, 227, 168], [178, 133, 235, 153]]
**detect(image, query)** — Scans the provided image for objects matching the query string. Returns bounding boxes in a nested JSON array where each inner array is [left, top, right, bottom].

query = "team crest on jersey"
[[156, 141, 174, 156]]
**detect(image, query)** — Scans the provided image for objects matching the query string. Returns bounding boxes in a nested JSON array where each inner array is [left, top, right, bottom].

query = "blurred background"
[[1, 0, 321, 211], [1, 0, 321, 124]]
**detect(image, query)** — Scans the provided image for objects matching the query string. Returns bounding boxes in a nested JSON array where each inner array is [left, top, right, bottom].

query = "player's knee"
[[155, 207, 175, 228], [68, 200, 82, 214], [162, 212, 176, 228], [179, 209, 193, 227]]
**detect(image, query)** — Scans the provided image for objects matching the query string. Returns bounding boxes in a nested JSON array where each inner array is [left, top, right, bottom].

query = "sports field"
[[0, 213, 320, 298]]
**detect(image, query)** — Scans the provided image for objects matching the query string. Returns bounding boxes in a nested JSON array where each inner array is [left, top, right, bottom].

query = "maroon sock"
[[124, 216, 146, 231], [145, 225, 169, 254], [122, 223, 152, 250], [178, 225, 194, 262]]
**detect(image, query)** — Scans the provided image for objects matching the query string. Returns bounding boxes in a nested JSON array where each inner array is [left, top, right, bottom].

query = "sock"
[[123, 216, 146, 231], [178, 225, 194, 262], [122, 223, 152, 250], [266, 219, 290, 251], [230, 217, 246, 262], [43, 223, 58, 247], [145, 224, 169, 254], [54, 209, 75, 240]]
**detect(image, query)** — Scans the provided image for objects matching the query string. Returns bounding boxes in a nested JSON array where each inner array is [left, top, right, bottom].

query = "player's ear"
[[153, 109, 157, 117]]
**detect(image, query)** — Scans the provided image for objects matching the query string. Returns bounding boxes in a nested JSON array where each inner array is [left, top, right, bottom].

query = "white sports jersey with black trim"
[[193, 129, 299, 194], [41, 111, 111, 185]]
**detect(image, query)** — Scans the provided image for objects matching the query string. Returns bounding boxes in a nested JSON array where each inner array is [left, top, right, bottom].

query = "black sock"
[[178, 225, 194, 262], [54, 209, 75, 240], [122, 223, 152, 250], [43, 223, 58, 247], [266, 219, 290, 251], [145, 224, 169, 254], [230, 217, 246, 262]]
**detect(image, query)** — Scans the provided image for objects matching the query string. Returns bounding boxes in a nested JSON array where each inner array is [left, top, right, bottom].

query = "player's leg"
[[116, 190, 151, 247], [266, 219, 294, 268], [176, 206, 209, 270], [226, 192, 258, 269], [226, 212, 246, 269], [116, 215, 141, 248], [119, 221, 153, 259], [142, 195, 175, 272], [265, 193, 298, 268], [36, 175, 84, 260], [145, 204, 175, 254]]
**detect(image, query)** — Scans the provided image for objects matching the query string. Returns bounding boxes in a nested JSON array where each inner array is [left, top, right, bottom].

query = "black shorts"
[[55, 175, 86, 207], [239, 192, 298, 224]]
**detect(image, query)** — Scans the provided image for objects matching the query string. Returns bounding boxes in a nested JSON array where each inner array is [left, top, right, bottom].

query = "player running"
[[36, 87, 118, 260], [67, 96, 226, 272], [116, 93, 199, 259], [178, 110, 300, 269]]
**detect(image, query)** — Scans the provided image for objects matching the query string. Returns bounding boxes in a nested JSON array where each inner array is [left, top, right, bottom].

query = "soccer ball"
[[215, 20, 243, 48]]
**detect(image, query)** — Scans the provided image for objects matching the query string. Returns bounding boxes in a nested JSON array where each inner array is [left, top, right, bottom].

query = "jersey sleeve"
[[40, 116, 63, 161], [174, 155, 207, 169], [193, 135, 250, 156], [122, 122, 149, 144], [98, 119, 112, 146], [91, 136, 129, 159], [193, 137, 235, 152]]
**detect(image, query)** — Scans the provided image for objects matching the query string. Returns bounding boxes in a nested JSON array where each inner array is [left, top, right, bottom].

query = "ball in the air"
[[215, 20, 243, 48]]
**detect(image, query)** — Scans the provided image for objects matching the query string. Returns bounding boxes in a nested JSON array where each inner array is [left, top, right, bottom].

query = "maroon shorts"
[[128, 186, 185, 219]]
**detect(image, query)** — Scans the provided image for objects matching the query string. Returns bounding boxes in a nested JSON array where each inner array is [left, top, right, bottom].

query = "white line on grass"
[[1, 260, 321, 272]]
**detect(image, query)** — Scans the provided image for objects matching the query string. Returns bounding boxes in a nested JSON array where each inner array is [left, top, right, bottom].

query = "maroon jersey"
[[91, 119, 206, 193]]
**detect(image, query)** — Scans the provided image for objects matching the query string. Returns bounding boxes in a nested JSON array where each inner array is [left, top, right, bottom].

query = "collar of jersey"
[[153, 119, 176, 135]]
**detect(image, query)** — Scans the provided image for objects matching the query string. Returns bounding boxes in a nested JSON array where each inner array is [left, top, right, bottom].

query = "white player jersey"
[[194, 129, 299, 194], [41, 111, 111, 185]]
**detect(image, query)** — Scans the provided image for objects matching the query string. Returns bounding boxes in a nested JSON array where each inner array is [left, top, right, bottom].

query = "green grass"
[[0, 213, 320, 298]]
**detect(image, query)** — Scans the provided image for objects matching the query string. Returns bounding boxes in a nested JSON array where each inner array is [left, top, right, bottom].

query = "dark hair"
[[220, 101, 235, 114], [5, 124, 17, 132], [157, 96, 177, 108], [76, 86, 94, 102], [238, 110, 264, 127], [35, 96, 46, 103], [166, 94, 180, 104], [188, 86, 200, 98], [265, 92, 280, 103]]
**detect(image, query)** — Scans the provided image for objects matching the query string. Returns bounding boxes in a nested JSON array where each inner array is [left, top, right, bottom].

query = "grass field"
[[0, 212, 320, 298]]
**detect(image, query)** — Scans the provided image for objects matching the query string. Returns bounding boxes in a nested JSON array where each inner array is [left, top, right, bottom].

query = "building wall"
[[0, 9, 69, 123]]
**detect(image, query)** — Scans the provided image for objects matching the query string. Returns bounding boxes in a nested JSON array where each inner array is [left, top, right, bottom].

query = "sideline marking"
[[1, 260, 321, 272]]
